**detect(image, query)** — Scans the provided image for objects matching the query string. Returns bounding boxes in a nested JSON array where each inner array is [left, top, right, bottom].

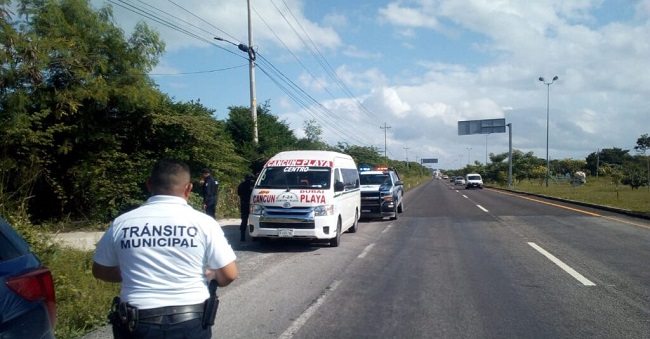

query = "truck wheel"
[[329, 219, 342, 247]]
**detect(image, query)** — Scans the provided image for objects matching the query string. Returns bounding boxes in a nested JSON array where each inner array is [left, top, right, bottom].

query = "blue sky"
[[100, 0, 650, 170]]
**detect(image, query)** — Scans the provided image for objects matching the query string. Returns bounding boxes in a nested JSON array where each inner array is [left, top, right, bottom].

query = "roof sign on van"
[[265, 159, 334, 167]]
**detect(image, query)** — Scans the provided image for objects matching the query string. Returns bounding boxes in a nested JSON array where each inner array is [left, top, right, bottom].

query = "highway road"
[[83, 178, 650, 339]]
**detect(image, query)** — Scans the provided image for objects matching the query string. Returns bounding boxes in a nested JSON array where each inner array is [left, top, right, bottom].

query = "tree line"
[[445, 137, 650, 189], [0, 0, 430, 226], [2, 1, 646, 227]]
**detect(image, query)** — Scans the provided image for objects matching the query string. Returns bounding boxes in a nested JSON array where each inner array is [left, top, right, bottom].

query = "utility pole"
[[404, 145, 410, 170], [246, 0, 258, 145], [596, 148, 600, 178], [380, 123, 391, 160], [214, 1, 257, 145]]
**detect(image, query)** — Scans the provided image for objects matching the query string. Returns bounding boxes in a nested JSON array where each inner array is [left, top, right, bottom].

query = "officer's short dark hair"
[[151, 159, 190, 190], [201, 168, 211, 174]]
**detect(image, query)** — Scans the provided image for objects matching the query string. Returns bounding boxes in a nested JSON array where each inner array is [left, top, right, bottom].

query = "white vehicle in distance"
[[454, 176, 466, 185], [465, 173, 483, 189]]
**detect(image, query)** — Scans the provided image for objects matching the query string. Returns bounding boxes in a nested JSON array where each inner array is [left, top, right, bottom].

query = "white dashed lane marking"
[[528, 242, 596, 286]]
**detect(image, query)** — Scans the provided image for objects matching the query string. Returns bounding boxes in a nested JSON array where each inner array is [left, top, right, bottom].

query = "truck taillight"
[[7, 267, 57, 327]]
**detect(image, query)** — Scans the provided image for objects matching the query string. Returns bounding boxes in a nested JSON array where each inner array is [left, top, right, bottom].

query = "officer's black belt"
[[137, 303, 205, 324]]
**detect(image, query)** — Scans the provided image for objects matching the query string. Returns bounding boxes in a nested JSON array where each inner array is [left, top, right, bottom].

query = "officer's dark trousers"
[[205, 203, 216, 220], [239, 207, 250, 241], [130, 317, 211, 338]]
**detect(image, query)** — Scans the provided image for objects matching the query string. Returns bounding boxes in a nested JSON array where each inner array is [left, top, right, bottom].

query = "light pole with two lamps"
[[538, 75, 558, 187]]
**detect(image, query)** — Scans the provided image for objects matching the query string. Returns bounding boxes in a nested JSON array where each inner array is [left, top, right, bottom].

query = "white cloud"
[[298, 72, 329, 92], [102, 0, 650, 168]]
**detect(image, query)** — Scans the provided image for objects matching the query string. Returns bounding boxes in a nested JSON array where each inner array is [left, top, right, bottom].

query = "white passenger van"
[[248, 150, 361, 247]]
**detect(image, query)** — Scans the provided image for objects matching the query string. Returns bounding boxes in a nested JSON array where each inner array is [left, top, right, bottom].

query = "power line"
[[149, 64, 247, 76], [274, 0, 378, 121], [380, 123, 391, 159], [108, 0, 384, 152]]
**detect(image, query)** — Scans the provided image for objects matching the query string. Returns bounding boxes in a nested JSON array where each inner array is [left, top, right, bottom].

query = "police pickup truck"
[[359, 167, 404, 220]]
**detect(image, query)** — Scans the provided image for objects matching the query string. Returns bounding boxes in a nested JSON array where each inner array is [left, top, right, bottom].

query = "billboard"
[[421, 158, 438, 164], [458, 118, 506, 135]]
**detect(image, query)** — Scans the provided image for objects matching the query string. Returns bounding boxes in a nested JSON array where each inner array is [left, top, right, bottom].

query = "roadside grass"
[[49, 247, 119, 339], [494, 176, 650, 214]]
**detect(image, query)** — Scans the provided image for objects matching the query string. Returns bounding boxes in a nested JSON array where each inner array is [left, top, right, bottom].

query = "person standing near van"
[[237, 173, 256, 242], [201, 168, 219, 219], [92, 158, 238, 338]]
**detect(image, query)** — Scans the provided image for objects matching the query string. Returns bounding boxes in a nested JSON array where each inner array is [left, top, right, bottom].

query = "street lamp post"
[[539, 75, 558, 187], [466, 147, 472, 166]]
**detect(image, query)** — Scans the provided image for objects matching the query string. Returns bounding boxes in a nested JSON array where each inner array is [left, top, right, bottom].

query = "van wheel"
[[329, 219, 342, 247], [348, 211, 359, 233]]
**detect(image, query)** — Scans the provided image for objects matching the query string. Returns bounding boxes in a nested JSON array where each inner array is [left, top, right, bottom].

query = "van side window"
[[340, 168, 360, 189]]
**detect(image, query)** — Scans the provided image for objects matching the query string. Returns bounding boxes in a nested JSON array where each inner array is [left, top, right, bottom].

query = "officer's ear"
[[145, 178, 154, 194], [183, 182, 193, 200]]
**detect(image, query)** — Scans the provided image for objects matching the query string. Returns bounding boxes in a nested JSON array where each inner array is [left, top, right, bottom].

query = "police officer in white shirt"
[[92, 158, 238, 338]]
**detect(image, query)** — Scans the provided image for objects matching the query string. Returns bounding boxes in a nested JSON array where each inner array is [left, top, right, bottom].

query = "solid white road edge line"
[[278, 280, 342, 339], [528, 242, 596, 286]]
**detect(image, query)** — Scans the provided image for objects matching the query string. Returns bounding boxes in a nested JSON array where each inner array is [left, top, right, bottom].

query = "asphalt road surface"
[[81, 179, 650, 339]]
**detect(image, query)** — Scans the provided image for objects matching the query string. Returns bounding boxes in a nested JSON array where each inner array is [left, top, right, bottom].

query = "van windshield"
[[467, 175, 481, 180], [256, 167, 332, 189]]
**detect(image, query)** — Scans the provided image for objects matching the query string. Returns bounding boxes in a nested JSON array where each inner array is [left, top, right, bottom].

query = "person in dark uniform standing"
[[237, 173, 255, 242], [200, 168, 219, 219]]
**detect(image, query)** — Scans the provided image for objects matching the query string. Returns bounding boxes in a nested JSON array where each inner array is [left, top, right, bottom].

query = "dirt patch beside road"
[[52, 218, 242, 251]]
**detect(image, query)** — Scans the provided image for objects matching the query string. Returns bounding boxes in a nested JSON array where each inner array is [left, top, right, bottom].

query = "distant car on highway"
[[454, 176, 466, 185], [0, 216, 56, 339]]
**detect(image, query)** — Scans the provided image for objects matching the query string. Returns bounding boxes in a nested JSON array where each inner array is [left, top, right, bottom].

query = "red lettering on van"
[[265, 159, 333, 167], [253, 195, 275, 203], [300, 194, 325, 204]]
